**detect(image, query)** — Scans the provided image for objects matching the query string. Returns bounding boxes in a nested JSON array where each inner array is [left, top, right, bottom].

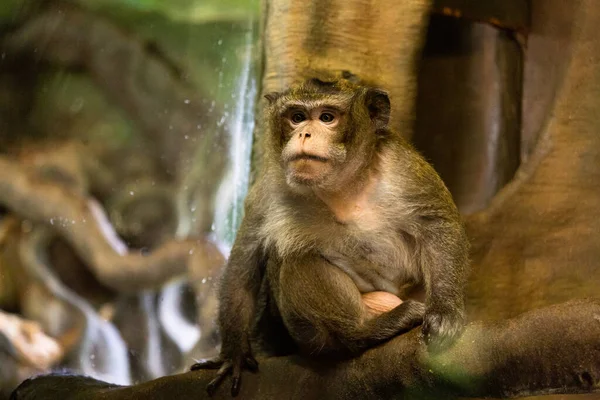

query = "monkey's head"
[[264, 78, 392, 193]]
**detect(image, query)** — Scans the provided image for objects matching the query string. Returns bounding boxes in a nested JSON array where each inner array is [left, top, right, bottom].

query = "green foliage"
[[31, 71, 135, 147], [74, 0, 260, 104], [0, 0, 22, 22], [77, 0, 259, 22]]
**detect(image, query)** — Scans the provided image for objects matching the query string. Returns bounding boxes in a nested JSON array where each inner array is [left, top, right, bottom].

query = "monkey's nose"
[[298, 132, 311, 142]]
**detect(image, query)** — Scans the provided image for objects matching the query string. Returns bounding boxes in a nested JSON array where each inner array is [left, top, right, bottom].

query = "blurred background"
[[0, 0, 259, 396]]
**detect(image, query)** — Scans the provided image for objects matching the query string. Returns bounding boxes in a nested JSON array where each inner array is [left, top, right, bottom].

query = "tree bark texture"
[[414, 15, 522, 214], [465, 0, 600, 321], [261, 0, 432, 135]]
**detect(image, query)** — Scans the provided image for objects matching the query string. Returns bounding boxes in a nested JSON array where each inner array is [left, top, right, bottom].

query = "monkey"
[[191, 76, 470, 396]]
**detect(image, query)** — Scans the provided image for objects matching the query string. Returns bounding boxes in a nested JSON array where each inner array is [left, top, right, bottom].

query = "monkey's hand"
[[422, 307, 465, 352], [189, 344, 258, 397]]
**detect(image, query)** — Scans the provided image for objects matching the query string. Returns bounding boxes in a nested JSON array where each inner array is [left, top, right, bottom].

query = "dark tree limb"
[[0, 155, 224, 293], [11, 299, 600, 399]]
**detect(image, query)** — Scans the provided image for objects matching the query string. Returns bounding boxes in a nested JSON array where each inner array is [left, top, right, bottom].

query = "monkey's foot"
[[190, 354, 258, 397]]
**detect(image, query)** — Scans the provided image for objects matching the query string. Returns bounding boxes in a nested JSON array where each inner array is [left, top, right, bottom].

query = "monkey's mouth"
[[287, 153, 330, 185], [289, 153, 329, 163]]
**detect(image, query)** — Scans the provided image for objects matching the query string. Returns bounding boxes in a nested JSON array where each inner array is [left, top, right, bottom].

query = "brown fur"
[[191, 77, 470, 397]]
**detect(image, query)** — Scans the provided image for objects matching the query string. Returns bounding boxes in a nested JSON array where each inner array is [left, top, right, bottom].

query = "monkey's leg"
[[278, 255, 424, 355]]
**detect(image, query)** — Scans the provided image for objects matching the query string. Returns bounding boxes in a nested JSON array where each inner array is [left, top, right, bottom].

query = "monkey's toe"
[[205, 361, 234, 396]]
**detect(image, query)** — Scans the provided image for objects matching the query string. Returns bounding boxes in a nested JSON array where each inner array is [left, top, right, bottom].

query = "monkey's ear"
[[264, 92, 281, 104], [365, 88, 391, 130]]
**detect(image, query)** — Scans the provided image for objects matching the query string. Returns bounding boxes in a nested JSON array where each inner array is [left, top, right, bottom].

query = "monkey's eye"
[[291, 112, 307, 124], [319, 112, 335, 123]]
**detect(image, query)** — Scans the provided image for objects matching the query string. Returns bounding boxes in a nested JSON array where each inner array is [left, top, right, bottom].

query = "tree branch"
[[0, 311, 62, 371], [0, 155, 223, 293], [11, 299, 600, 399]]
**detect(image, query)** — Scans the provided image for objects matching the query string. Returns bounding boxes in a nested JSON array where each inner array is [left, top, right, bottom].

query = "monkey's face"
[[266, 77, 392, 192], [280, 105, 348, 187]]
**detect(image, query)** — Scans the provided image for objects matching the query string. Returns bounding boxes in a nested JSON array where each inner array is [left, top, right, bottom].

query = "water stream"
[[212, 24, 258, 252], [159, 19, 258, 368]]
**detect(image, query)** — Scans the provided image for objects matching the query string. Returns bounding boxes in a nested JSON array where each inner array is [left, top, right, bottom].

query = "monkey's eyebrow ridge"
[[280, 99, 349, 113]]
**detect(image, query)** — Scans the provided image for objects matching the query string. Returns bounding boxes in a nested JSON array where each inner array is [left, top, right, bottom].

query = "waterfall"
[[211, 24, 258, 252], [160, 21, 258, 360]]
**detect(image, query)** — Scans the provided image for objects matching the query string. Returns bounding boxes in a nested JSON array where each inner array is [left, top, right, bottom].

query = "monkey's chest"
[[318, 226, 420, 297]]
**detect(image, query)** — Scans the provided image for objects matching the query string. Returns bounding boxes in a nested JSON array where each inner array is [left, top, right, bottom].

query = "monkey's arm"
[[405, 154, 471, 347], [190, 193, 266, 396], [419, 213, 469, 348], [13, 299, 600, 399], [279, 253, 425, 355]]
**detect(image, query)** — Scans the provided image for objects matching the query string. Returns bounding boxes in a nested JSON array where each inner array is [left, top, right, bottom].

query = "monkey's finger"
[[245, 355, 259, 371], [231, 360, 242, 397], [190, 358, 223, 371], [206, 363, 232, 396]]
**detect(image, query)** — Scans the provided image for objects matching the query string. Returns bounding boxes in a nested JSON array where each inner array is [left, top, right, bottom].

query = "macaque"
[[191, 76, 470, 396]]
